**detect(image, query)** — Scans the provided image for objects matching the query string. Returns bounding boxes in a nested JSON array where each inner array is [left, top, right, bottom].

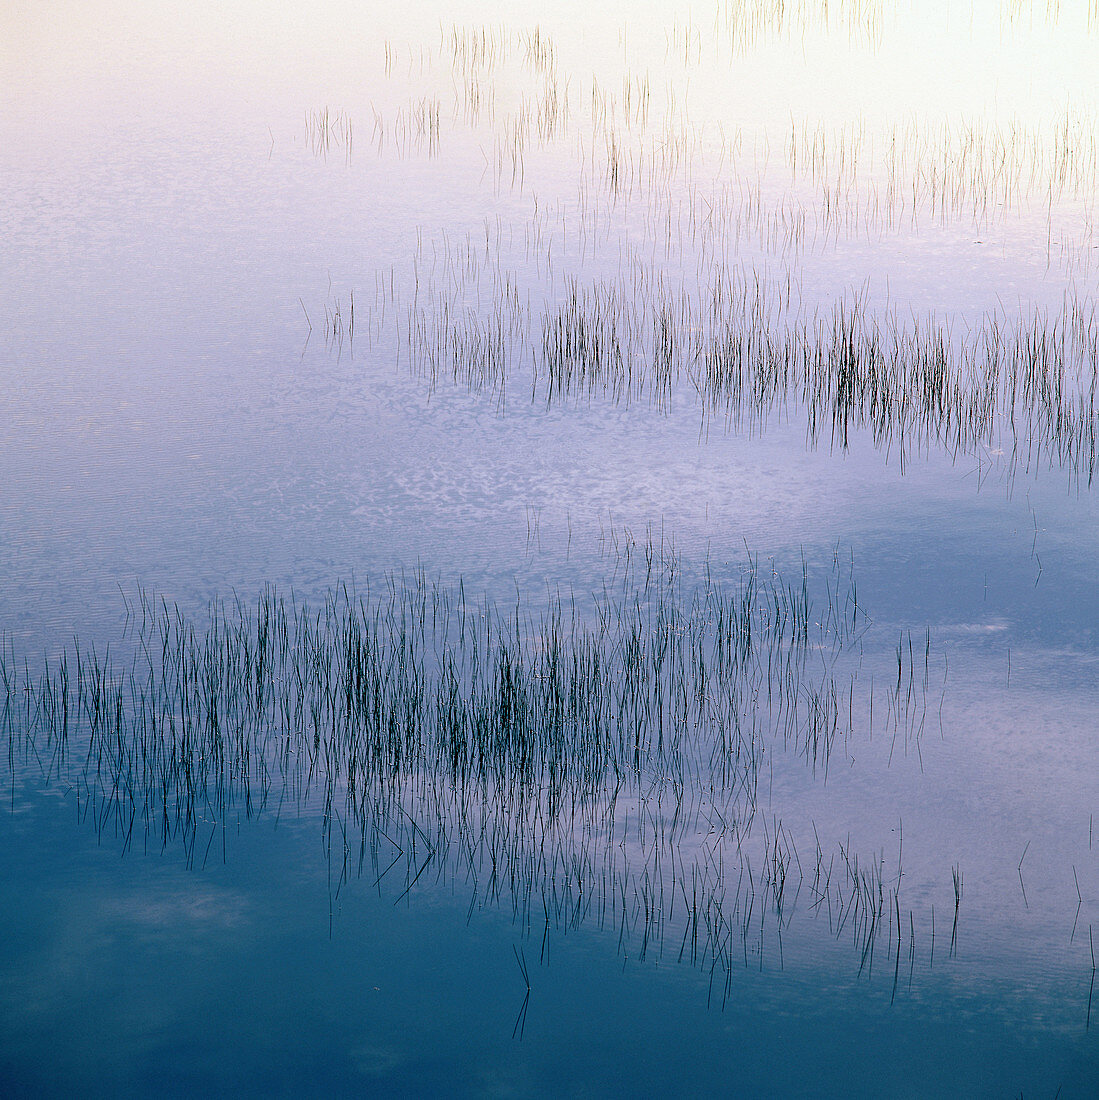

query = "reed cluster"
[[3, 537, 941, 987]]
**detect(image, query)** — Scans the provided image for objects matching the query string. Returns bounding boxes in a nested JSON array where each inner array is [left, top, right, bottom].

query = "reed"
[[2, 535, 939, 990], [377, 242, 1098, 482]]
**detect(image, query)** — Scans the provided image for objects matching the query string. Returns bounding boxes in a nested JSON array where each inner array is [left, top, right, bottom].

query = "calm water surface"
[[2, 1, 1099, 1095]]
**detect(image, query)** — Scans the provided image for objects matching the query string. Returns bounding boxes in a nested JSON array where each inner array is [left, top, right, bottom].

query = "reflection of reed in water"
[[2, 534, 942, 993]]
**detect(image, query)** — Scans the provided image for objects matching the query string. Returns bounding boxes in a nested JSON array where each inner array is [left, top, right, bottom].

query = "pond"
[[2, 1, 1098, 1095]]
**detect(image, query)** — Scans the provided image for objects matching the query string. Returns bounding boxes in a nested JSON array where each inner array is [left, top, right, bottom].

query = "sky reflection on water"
[[2, 1, 1099, 1095]]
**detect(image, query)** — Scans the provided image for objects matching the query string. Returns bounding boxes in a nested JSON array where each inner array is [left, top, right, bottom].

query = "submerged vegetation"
[[2, 536, 946, 992], [307, 7, 1099, 486], [327, 248, 1098, 483], [362, 15, 1099, 255], [6, 2, 1099, 1091]]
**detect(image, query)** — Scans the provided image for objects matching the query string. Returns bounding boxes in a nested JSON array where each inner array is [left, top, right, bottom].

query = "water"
[[2, 1, 1099, 1095]]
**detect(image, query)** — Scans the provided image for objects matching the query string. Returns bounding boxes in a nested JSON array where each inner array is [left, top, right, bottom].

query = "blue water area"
[[2, 769, 1095, 1098]]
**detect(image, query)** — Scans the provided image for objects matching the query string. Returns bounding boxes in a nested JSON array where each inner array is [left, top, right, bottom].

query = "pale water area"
[[2, 1, 1099, 1095]]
